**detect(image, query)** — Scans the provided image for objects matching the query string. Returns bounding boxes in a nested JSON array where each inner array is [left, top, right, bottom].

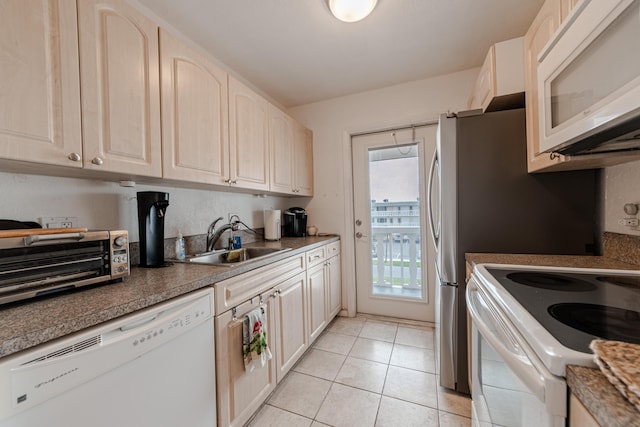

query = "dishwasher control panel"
[[132, 304, 210, 348]]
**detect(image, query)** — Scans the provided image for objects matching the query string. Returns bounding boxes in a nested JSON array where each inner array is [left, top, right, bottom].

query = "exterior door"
[[352, 125, 437, 321]]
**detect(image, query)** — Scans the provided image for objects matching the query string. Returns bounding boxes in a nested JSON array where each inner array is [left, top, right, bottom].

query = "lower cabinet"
[[307, 241, 342, 341], [307, 262, 328, 342], [569, 393, 600, 427], [215, 293, 277, 427], [215, 240, 341, 427], [273, 272, 308, 382], [327, 241, 342, 318]]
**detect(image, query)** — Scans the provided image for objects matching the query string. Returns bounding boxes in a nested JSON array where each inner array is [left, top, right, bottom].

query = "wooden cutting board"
[[0, 227, 89, 238]]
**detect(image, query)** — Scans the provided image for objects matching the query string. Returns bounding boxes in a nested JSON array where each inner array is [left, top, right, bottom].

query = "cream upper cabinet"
[[159, 29, 229, 184], [0, 1, 82, 167], [229, 77, 270, 191], [524, 0, 565, 172], [560, 0, 581, 21], [468, 37, 525, 112], [269, 105, 295, 194], [270, 106, 314, 196], [293, 122, 314, 196], [77, 0, 162, 177]]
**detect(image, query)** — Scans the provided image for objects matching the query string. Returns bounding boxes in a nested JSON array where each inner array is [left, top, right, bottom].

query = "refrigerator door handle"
[[427, 150, 440, 245], [439, 282, 458, 390]]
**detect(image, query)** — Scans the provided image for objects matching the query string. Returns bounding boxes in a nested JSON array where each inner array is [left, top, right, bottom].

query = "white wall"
[[288, 69, 478, 319], [0, 171, 291, 241], [604, 159, 640, 236]]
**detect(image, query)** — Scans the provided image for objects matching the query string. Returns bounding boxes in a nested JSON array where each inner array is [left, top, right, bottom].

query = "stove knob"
[[114, 236, 128, 247]]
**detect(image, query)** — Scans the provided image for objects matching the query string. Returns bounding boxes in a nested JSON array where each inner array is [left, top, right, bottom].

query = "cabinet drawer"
[[306, 246, 326, 268], [326, 241, 341, 258], [215, 254, 304, 314]]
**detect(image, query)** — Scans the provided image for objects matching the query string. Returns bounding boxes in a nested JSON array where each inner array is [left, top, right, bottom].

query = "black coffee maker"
[[283, 207, 307, 237], [137, 191, 170, 267]]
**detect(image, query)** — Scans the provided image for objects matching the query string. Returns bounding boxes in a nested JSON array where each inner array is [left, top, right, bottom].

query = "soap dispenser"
[[175, 232, 186, 260]]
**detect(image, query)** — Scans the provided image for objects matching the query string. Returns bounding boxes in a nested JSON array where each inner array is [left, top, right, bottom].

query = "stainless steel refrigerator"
[[428, 108, 600, 395]]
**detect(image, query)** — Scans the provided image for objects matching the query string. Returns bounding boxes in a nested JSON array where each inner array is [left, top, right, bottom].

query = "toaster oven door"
[[0, 232, 112, 304]]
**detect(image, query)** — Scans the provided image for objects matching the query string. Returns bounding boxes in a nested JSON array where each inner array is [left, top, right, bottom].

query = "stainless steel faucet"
[[206, 217, 239, 251]]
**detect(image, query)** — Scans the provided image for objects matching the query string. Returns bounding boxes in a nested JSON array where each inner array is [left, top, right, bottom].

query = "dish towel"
[[590, 339, 640, 411], [243, 306, 272, 372]]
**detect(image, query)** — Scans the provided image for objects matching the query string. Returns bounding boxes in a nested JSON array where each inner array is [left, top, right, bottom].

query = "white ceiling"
[[137, 0, 544, 108]]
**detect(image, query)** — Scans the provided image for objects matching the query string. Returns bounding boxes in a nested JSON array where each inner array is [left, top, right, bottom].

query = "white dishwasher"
[[0, 287, 216, 427]]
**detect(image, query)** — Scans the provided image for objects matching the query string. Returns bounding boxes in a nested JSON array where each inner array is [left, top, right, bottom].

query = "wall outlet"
[[40, 216, 78, 229], [619, 218, 639, 227]]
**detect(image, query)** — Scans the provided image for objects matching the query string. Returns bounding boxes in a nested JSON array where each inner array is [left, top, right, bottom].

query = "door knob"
[[68, 152, 81, 162], [355, 219, 362, 226], [91, 156, 104, 165], [356, 232, 367, 238]]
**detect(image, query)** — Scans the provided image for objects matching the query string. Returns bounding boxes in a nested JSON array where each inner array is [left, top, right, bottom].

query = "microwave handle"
[[24, 233, 86, 246], [466, 279, 546, 401]]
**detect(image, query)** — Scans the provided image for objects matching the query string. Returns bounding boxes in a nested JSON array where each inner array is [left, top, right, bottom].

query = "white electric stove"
[[467, 264, 640, 427]]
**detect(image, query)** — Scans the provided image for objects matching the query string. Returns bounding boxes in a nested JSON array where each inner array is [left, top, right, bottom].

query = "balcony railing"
[[371, 225, 422, 296]]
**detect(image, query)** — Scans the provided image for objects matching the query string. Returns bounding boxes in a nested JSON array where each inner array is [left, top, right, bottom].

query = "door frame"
[[340, 117, 439, 322]]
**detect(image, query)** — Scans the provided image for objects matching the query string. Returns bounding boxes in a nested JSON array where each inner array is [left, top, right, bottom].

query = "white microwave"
[[537, 0, 640, 155]]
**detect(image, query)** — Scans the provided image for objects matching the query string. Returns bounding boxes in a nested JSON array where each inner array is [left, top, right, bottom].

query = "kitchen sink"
[[177, 247, 291, 267]]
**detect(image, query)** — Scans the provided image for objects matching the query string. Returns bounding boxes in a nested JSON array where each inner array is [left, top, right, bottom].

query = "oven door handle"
[[466, 279, 547, 402], [24, 233, 86, 246]]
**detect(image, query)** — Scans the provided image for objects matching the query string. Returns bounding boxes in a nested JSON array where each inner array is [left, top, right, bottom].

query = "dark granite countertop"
[[0, 235, 339, 359], [465, 251, 640, 426], [568, 365, 640, 427]]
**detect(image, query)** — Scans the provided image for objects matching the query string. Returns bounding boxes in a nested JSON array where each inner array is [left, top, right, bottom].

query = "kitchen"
[[1, 0, 640, 426]]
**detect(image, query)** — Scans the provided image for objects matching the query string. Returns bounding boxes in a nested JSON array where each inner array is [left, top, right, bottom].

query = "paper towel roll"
[[264, 210, 281, 241]]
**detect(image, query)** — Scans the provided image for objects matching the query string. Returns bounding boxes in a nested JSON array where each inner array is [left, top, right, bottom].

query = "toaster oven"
[[0, 230, 129, 305]]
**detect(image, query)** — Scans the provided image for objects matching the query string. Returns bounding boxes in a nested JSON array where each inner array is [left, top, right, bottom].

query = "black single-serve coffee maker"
[[283, 207, 307, 237], [137, 191, 170, 267]]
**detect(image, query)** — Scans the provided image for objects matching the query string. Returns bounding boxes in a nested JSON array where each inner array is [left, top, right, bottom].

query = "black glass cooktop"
[[486, 268, 640, 353]]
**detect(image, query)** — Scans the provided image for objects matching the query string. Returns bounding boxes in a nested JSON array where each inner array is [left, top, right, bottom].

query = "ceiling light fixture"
[[327, 0, 378, 23]]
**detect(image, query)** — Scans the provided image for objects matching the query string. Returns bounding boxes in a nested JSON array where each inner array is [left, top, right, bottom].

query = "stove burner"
[[506, 272, 597, 291], [597, 275, 640, 289], [548, 303, 640, 344]]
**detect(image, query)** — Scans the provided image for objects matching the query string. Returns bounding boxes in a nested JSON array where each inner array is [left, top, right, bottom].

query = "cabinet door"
[[78, 0, 161, 177], [293, 123, 314, 196], [468, 46, 495, 110], [229, 76, 269, 191], [327, 253, 342, 319], [274, 273, 307, 382], [307, 263, 327, 343], [215, 296, 276, 427], [269, 105, 294, 194], [159, 29, 229, 184], [0, 1, 82, 167], [524, 0, 564, 172]]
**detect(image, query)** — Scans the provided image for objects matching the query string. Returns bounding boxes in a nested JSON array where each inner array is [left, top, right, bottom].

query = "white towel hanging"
[[242, 305, 272, 372]]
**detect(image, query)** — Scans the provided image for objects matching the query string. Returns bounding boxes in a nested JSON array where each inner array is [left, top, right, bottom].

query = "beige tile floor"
[[247, 316, 472, 427]]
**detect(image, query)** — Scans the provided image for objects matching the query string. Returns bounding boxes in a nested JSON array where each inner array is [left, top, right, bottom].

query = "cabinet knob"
[[68, 152, 81, 162], [91, 156, 104, 165]]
